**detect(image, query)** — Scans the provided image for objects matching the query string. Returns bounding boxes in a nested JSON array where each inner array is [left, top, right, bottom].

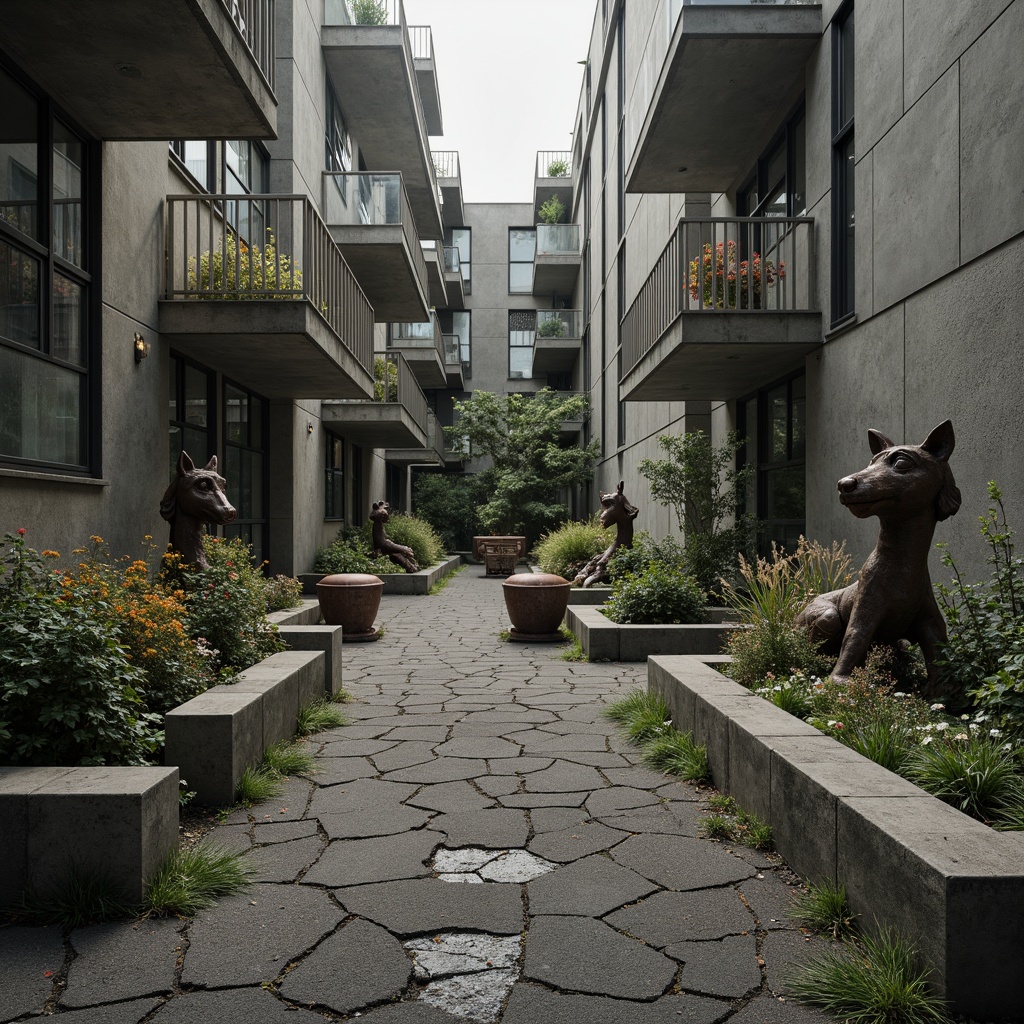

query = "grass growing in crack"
[[559, 626, 587, 661], [296, 697, 348, 735], [603, 690, 669, 728], [237, 764, 285, 805], [263, 739, 314, 776], [699, 797, 774, 851], [498, 628, 511, 642], [17, 866, 136, 927], [789, 879, 859, 940], [144, 843, 254, 917], [641, 731, 711, 782], [429, 563, 464, 595], [786, 928, 951, 1024]]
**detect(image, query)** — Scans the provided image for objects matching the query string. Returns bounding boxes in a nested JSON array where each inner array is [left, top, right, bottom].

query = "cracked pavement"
[[0, 568, 831, 1023]]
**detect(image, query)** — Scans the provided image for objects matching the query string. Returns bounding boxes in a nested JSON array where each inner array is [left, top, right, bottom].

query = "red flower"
[[17, 527, 26, 536]]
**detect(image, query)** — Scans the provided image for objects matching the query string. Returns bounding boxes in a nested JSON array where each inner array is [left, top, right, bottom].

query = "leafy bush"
[[350, 0, 388, 25], [0, 532, 161, 767], [187, 231, 303, 299], [723, 622, 830, 688], [605, 561, 707, 625], [263, 574, 302, 612], [362, 512, 444, 568], [313, 528, 378, 574], [374, 356, 398, 402], [546, 158, 569, 176], [538, 194, 565, 224], [413, 473, 480, 551], [608, 532, 687, 582], [532, 516, 610, 580], [936, 482, 1024, 738]]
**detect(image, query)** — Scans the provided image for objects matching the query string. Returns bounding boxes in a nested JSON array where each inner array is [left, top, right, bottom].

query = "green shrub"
[[263, 574, 302, 612], [350, 0, 388, 24], [412, 473, 480, 551], [532, 516, 611, 580], [538, 194, 565, 224], [546, 158, 569, 176], [313, 528, 378, 575], [724, 623, 831, 690], [608, 532, 687, 581], [361, 512, 444, 568], [605, 561, 707, 625]]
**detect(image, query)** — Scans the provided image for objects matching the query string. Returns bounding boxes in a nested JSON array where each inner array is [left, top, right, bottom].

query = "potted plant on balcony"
[[546, 158, 569, 177], [188, 230, 303, 299], [536, 315, 566, 339], [538, 194, 566, 225], [688, 239, 784, 310], [350, 0, 389, 25]]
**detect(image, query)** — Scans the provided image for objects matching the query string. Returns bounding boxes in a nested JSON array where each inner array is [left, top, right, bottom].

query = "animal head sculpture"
[[370, 500, 392, 524], [160, 451, 237, 569], [598, 480, 640, 531], [574, 480, 640, 588]]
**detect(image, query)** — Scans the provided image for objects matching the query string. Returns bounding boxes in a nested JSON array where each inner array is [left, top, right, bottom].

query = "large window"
[[831, 2, 855, 325], [223, 380, 268, 564], [325, 83, 352, 174], [508, 310, 535, 379], [508, 228, 535, 294], [325, 432, 345, 520], [169, 140, 215, 191], [450, 227, 471, 292], [440, 309, 471, 378], [168, 354, 216, 480], [224, 139, 268, 244], [738, 107, 806, 219], [1, 62, 95, 472]]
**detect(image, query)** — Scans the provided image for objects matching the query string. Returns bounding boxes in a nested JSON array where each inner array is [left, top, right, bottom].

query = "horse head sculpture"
[[160, 451, 237, 569], [573, 480, 640, 588]]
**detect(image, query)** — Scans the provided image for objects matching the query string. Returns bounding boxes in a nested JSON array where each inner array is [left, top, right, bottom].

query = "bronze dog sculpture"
[[573, 480, 639, 588], [370, 500, 419, 573], [160, 451, 237, 569], [795, 420, 960, 696]]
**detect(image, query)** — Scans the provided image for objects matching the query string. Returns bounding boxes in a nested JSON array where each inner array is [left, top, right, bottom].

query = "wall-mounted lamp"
[[133, 332, 150, 364], [307, 421, 315, 436]]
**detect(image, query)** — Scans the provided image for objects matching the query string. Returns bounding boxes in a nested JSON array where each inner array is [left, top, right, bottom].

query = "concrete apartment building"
[[3, 0, 1023, 585]]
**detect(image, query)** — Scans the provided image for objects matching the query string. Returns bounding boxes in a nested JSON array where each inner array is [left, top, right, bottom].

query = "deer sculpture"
[[370, 500, 419, 573], [159, 451, 237, 569], [573, 480, 639, 588]]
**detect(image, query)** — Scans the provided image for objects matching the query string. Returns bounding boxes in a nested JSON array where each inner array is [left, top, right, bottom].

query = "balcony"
[[322, 0, 442, 238], [619, 217, 821, 402], [421, 242, 448, 308], [159, 194, 374, 399], [0, 0, 277, 140], [533, 310, 582, 374], [533, 224, 582, 297], [442, 246, 465, 308], [322, 353, 428, 449], [432, 151, 465, 229], [534, 151, 573, 223], [408, 26, 443, 136], [323, 172, 430, 323], [387, 410, 445, 467], [388, 313, 447, 388], [626, 1, 822, 193], [443, 332, 464, 389]]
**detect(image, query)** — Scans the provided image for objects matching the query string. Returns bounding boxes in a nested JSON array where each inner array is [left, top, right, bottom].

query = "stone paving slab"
[[428, 808, 531, 848], [526, 854, 657, 917], [0, 925, 66, 1018], [502, 984, 726, 1024], [148, 987, 326, 1022], [302, 831, 438, 887], [610, 833, 757, 890], [605, 888, 755, 946], [244, 835, 326, 883], [666, 935, 762, 998]]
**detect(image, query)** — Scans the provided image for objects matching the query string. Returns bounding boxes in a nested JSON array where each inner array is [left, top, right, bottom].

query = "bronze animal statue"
[[370, 500, 419, 573], [795, 420, 961, 696], [159, 451, 237, 569], [573, 480, 639, 588]]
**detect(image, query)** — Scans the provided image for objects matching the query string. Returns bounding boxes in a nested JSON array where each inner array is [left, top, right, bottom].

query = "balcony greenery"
[[546, 158, 569, 177], [538, 194, 566, 225], [350, 0, 388, 25], [536, 316, 566, 339], [373, 356, 399, 402], [187, 230, 304, 299]]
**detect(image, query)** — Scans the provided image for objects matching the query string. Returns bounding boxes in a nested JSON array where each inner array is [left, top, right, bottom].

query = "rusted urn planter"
[[503, 572, 571, 642], [316, 573, 384, 641]]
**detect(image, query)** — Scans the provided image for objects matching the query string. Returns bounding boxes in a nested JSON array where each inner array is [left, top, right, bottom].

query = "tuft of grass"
[[699, 797, 773, 850], [641, 730, 711, 782], [237, 764, 285, 805], [429, 563, 464, 595], [332, 688, 353, 704], [706, 793, 736, 813], [626, 704, 674, 744], [560, 635, 587, 662], [842, 720, 915, 774], [262, 739, 314, 777], [789, 879, 858, 941], [786, 928, 951, 1024], [296, 697, 348, 735], [603, 689, 669, 726], [18, 867, 135, 927], [498, 628, 511, 642], [736, 808, 774, 851], [144, 843, 254, 917], [700, 814, 735, 841]]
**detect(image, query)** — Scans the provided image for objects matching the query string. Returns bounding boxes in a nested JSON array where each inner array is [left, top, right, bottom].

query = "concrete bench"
[[278, 624, 343, 695], [0, 766, 178, 911]]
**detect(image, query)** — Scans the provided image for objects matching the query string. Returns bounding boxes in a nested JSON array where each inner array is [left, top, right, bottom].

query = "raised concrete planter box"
[[647, 655, 1024, 1021], [267, 598, 322, 626], [298, 555, 461, 597], [564, 604, 740, 661], [278, 624, 343, 695], [0, 766, 179, 911], [165, 650, 325, 806]]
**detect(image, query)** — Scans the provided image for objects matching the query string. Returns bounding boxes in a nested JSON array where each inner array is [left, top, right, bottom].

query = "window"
[[738, 372, 806, 554], [738, 107, 806, 219], [616, 244, 627, 447], [508, 228, 535, 294], [168, 354, 216, 480], [325, 83, 352, 174], [451, 310, 471, 377], [223, 380, 269, 564], [1, 62, 95, 472], [450, 227, 471, 292], [325, 431, 345, 520], [831, 2, 855, 325], [224, 139, 268, 243], [508, 310, 535, 379]]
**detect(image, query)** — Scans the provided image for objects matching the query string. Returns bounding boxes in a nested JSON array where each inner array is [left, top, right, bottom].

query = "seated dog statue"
[[795, 420, 961, 696], [370, 500, 419, 574]]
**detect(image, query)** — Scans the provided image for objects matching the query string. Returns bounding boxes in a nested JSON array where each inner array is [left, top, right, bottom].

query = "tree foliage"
[[444, 389, 599, 541]]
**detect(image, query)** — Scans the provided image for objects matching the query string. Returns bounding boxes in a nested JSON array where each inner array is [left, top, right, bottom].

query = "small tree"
[[538, 194, 566, 225], [444, 389, 599, 542], [637, 431, 752, 595]]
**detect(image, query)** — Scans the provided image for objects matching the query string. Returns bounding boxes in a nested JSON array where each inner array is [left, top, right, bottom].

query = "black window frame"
[[168, 351, 217, 479], [325, 429, 345, 521], [831, 1, 855, 327], [169, 139, 216, 192], [221, 376, 270, 565], [507, 226, 535, 295]]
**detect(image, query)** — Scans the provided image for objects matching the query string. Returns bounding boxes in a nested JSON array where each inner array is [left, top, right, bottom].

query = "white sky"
[[402, 0, 597, 204]]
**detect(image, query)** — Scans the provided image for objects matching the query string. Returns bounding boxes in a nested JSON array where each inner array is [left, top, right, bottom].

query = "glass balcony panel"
[[536, 224, 581, 256], [325, 0, 401, 26], [323, 172, 403, 228], [443, 246, 460, 273], [536, 309, 581, 339]]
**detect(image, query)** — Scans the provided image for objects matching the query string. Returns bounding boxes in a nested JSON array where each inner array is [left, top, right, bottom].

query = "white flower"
[[953, 733, 968, 741], [922, 736, 934, 745], [990, 728, 1002, 738], [930, 703, 945, 712], [893, 691, 907, 698], [960, 714, 970, 721], [935, 722, 949, 731]]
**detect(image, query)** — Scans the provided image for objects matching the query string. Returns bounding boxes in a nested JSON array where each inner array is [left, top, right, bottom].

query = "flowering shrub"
[[187, 230, 304, 299], [689, 239, 784, 309], [263, 574, 303, 612]]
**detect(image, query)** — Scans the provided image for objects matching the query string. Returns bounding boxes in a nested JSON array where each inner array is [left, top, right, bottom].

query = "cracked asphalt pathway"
[[1, 568, 831, 1024]]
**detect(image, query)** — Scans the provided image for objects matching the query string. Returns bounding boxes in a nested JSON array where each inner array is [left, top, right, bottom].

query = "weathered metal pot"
[[502, 572, 571, 642], [316, 573, 384, 642]]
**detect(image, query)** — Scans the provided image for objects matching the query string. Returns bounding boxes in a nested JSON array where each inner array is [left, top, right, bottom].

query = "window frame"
[[831, 1, 855, 327], [324, 429, 345, 521], [221, 376, 270, 565], [507, 226, 536, 295]]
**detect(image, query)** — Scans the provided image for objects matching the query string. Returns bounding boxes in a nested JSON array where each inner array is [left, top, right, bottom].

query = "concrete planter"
[[298, 555, 461, 597], [647, 655, 1024, 1022], [564, 604, 740, 661]]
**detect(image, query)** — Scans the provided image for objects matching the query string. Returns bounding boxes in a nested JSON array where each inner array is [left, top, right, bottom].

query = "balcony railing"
[[443, 246, 461, 274], [165, 193, 373, 374], [378, 352, 428, 427], [391, 311, 444, 360], [431, 150, 460, 179], [408, 25, 434, 60], [443, 333, 461, 366], [536, 224, 582, 256], [621, 216, 815, 377], [220, 0, 276, 90], [325, 0, 400, 25], [536, 309, 582, 340], [537, 151, 572, 178]]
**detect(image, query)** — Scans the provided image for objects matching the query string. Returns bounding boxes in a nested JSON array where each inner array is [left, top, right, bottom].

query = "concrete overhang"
[[0, 0, 277, 140], [558, 418, 585, 442], [158, 299, 374, 400], [330, 225, 430, 323], [414, 54, 443, 136], [321, 400, 427, 449], [443, 268, 465, 309], [626, 4, 822, 193], [532, 254, 581, 297], [620, 311, 821, 402], [534, 337, 582, 374], [438, 176, 465, 229], [534, 177, 573, 222], [444, 358, 465, 390], [321, 24, 442, 238], [387, 341, 446, 389], [423, 247, 448, 308]]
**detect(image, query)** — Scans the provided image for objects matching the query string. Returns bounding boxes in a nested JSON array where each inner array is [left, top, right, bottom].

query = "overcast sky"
[[402, 0, 597, 204]]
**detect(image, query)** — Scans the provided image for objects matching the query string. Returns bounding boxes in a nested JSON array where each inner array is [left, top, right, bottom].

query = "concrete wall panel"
[[857, 0, 903, 154]]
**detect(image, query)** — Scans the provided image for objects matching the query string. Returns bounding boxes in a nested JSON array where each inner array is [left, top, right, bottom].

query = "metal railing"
[[537, 151, 572, 178], [378, 352, 428, 430], [325, 0, 400, 25], [536, 223, 582, 256], [390, 310, 444, 363], [431, 150, 460, 180], [165, 193, 373, 377], [408, 25, 434, 61], [442, 246, 461, 274], [219, 0, 276, 90], [536, 309, 582, 340], [620, 216, 816, 378]]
